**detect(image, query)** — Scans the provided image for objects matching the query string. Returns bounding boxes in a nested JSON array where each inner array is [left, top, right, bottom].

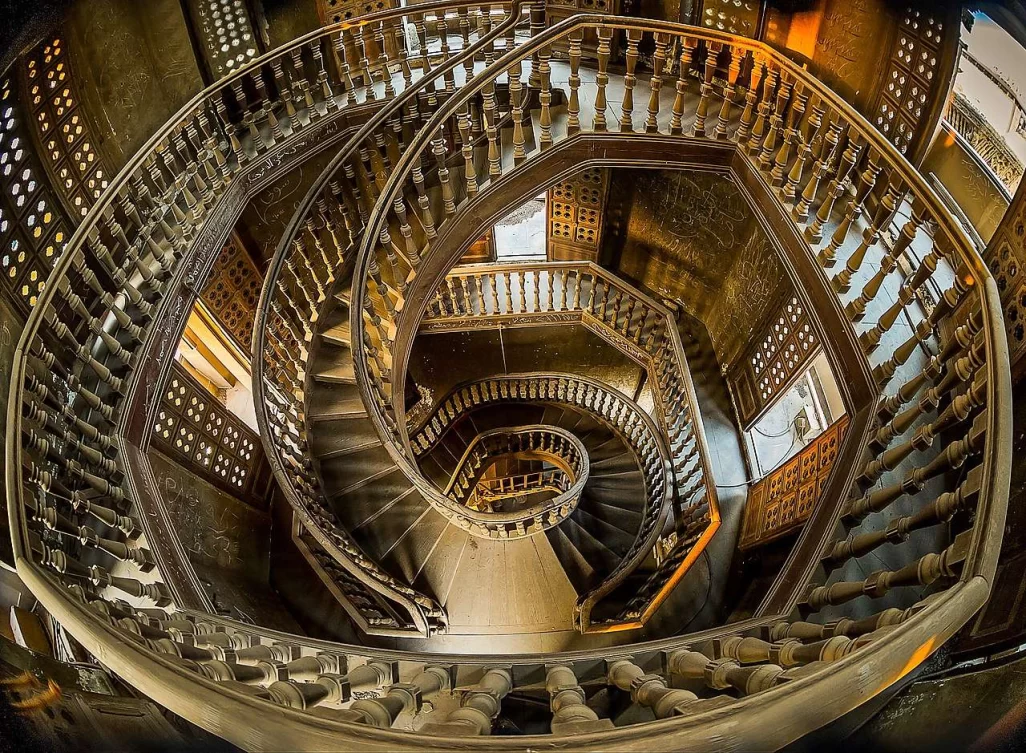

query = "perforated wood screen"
[[200, 234, 263, 351], [729, 295, 821, 427], [738, 413, 849, 550], [0, 72, 72, 310], [152, 363, 264, 498], [870, 6, 956, 161], [547, 167, 608, 261], [22, 38, 110, 220]]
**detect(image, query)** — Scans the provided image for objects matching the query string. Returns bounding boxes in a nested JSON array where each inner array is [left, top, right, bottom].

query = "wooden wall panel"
[[738, 414, 848, 550], [547, 167, 609, 262]]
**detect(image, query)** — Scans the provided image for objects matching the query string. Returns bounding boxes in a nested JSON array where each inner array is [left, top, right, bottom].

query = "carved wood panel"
[[547, 167, 609, 262], [729, 294, 820, 427], [738, 413, 848, 550], [200, 232, 263, 351]]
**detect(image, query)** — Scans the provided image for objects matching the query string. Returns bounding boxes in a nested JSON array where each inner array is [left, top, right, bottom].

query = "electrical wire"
[[716, 434, 799, 489]]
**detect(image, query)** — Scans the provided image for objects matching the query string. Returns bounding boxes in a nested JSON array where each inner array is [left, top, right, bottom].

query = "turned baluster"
[[310, 38, 335, 110], [670, 36, 698, 135], [289, 48, 316, 117], [379, 227, 407, 299], [671, 650, 787, 696], [566, 30, 583, 135], [392, 198, 421, 268], [871, 283, 976, 387], [422, 667, 512, 735], [349, 666, 450, 728], [861, 228, 947, 350], [509, 59, 527, 163], [619, 29, 642, 132], [438, 12, 457, 94], [872, 339, 983, 450], [518, 270, 528, 312], [371, 22, 395, 98], [432, 125, 457, 217], [458, 109, 479, 198], [827, 471, 981, 568], [478, 5, 494, 66], [594, 28, 612, 132], [858, 376, 985, 486], [832, 178, 902, 292], [481, 80, 502, 178], [846, 417, 986, 520], [414, 17, 432, 95], [545, 665, 612, 734], [758, 71, 793, 171], [847, 198, 925, 322], [748, 65, 778, 156], [807, 534, 970, 610], [807, 129, 861, 242], [607, 659, 699, 719], [352, 25, 376, 99], [818, 145, 880, 267], [736, 52, 764, 145], [772, 83, 809, 189], [410, 165, 438, 240], [692, 41, 719, 137], [878, 310, 981, 419]]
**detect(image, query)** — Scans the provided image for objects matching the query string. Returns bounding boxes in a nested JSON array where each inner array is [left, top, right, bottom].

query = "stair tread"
[[355, 490, 432, 563], [319, 444, 395, 495], [414, 524, 471, 604], [311, 360, 356, 384], [559, 516, 621, 572], [328, 468, 415, 530], [321, 321, 352, 347], [544, 525, 594, 593], [571, 506, 637, 555], [381, 507, 451, 585]]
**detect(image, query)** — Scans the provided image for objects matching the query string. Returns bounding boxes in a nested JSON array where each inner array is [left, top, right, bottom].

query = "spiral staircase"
[[2, 2, 1015, 750]]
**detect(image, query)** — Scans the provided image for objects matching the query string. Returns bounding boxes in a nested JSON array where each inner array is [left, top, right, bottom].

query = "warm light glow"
[[784, 4, 825, 60]]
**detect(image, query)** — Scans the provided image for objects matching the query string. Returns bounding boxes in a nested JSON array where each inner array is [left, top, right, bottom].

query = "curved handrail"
[[6, 8, 1012, 751], [8, 0, 525, 623], [439, 424, 589, 537], [249, 1, 530, 627]]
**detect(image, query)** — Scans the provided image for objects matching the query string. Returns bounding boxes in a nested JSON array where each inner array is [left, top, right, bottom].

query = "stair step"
[[356, 490, 433, 565], [329, 468, 416, 530], [545, 525, 595, 593], [318, 444, 394, 495], [311, 360, 356, 384], [381, 508, 450, 585], [321, 321, 352, 347], [414, 524, 470, 604], [307, 393, 366, 422], [309, 422, 380, 458], [559, 516, 621, 573], [579, 497, 644, 534], [571, 507, 636, 556]]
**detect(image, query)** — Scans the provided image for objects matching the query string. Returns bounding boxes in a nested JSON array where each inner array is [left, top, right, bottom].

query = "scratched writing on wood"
[[158, 470, 242, 568]]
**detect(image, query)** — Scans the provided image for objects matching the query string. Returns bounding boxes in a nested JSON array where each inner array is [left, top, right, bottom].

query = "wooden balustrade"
[[439, 425, 588, 538], [4, 7, 1013, 752]]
